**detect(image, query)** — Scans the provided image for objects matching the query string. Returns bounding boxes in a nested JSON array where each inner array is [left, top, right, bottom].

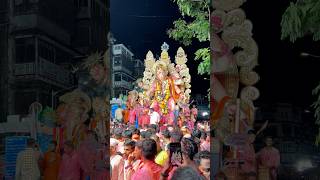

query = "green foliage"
[[195, 48, 210, 75], [312, 82, 320, 145], [281, 0, 320, 42], [168, 0, 210, 75]]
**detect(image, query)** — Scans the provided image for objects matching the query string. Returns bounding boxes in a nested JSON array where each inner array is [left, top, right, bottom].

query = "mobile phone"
[[168, 142, 182, 166]]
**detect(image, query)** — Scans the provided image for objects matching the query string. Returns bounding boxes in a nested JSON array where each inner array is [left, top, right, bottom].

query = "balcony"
[[113, 65, 133, 75], [11, 14, 70, 45], [14, 58, 74, 87], [114, 80, 133, 90]]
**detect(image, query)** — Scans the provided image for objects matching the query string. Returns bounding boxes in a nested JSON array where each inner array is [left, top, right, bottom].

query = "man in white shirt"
[[111, 139, 135, 180], [110, 138, 122, 176], [149, 108, 160, 125], [115, 104, 123, 124], [15, 138, 41, 180]]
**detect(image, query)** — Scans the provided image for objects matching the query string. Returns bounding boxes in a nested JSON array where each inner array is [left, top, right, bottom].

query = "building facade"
[[254, 103, 320, 180], [111, 43, 136, 98], [133, 58, 144, 79], [0, 0, 109, 120]]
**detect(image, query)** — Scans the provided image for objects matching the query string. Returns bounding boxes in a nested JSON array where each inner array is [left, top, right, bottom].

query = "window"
[[114, 74, 121, 81], [282, 125, 292, 137], [15, 37, 35, 63], [76, 26, 90, 46], [38, 40, 55, 62], [114, 56, 121, 66], [55, 49, 71, 64], [122, 74, 128, 82]]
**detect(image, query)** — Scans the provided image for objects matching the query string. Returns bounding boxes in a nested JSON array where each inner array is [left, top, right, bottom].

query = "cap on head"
[[110, 138, 119, 147]]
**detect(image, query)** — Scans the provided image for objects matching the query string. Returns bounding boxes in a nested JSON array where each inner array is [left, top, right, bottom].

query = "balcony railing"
[[14, 58, 74, 86], [114, 80, 133, 89], [113, 65, 133, 75]]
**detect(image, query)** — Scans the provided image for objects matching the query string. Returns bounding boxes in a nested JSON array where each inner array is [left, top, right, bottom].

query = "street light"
[[202, 111, 209, 117], [304, 109, 311, 113], [300, 52, 320, 58]]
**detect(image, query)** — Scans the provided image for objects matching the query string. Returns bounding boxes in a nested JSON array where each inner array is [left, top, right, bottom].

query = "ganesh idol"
[[142, 42, 192, 125]]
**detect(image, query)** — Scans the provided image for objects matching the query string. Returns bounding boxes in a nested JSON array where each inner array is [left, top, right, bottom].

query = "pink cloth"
[[58, 152, 81, 180], [200, 141, 210, 152], [257, 147, 280, 180], [77, 138, 100, 177], [191, 108, 198, 117], [168, 166, 178, 180], [187, 120, 194, 130], [129, 109, 136, 124], [257, 147, 280, 168], [141, 108, 150, 128], [136, 105, 144, 126], [131, 161, 162, 180], [237, 144, 256, 173], [111, 158, 124, 180]]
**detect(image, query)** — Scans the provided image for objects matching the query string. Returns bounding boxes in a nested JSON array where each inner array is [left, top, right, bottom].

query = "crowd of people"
[[110, 118, 211, 180], [15, 131, 109, 180], [113, 103, 201, 130], [14, 113, 210, 180]]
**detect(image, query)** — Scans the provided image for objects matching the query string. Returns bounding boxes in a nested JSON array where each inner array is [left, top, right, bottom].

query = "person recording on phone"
[[161, 137, 201, 180]]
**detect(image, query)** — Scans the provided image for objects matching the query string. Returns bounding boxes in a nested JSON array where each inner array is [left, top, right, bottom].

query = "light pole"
[[51, 86, 78, 108]]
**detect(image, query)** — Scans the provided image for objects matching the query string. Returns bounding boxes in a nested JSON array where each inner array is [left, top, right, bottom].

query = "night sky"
[[110, 0, 210, 96], [111, 0, 320, 108], [243, 0, 320, 109]]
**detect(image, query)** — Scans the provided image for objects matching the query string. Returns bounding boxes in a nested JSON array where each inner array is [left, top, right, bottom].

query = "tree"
[[167, 0, 210, 75], [281, 0, 320, 42], [281, 0, 320, 144], [312, 83, 320, 145]]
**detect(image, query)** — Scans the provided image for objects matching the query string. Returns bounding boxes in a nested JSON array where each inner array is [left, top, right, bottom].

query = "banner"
[[5, 136, 28, 179]]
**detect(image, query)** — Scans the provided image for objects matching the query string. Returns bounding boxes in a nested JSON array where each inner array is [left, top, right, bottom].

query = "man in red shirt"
[[131, 139, 162, 180]]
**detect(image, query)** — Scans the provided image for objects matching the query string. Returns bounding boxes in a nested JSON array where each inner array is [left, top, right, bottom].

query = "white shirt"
[[124, 159, 129, 180], [110, 154, 122, 171], [115, 108, 123, 120], [150, 111, 160, 125], [15, 148, 41, 180]]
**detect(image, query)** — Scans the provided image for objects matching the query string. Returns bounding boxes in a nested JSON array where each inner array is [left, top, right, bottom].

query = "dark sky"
[[110, 0, 210, 96], [243, 0, 320, 108]]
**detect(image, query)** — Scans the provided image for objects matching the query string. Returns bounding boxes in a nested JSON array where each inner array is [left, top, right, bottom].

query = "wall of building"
[[0, 0, 109, 119]]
